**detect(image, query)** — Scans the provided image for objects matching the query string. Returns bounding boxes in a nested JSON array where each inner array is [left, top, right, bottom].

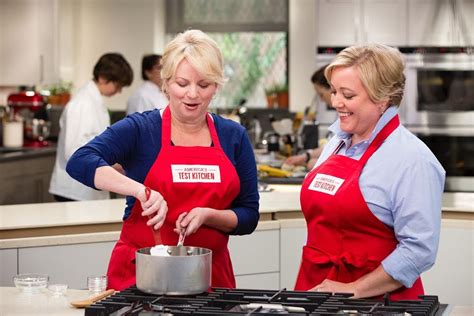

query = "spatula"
[[145, 187, 162, 245], [70, 289, 115, 308]]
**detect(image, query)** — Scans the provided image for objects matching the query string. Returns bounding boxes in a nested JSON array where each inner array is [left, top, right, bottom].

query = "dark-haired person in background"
[[49, 53, 133, 201], [126, 54, 168, 114], [284, 65, 332, 169]]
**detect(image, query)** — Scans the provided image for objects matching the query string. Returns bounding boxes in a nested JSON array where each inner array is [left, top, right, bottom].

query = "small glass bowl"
[[87, 275, 107, 294], [13, 273, 49, 293], [48, 283, 68, 296]]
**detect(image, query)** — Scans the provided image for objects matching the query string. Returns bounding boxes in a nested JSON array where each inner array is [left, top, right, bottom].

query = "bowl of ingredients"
[[13, 273, 49, 293]]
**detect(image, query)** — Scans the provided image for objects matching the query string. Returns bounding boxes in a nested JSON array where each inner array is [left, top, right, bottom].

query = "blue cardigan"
[[66, 110, 260, 235]]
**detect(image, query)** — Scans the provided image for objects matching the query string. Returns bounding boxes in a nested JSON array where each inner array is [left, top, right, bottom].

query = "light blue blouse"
[[315, 106, 446, 287]]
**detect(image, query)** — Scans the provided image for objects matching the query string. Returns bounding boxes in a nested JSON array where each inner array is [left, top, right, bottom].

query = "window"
[[166, 0, 288, 109]]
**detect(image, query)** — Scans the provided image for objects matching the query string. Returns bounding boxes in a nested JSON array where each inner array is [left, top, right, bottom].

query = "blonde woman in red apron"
[[294, 44, 445, 300], [65, 30, 259, 290]]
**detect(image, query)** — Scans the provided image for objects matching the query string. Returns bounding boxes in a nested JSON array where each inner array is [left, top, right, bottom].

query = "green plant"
[[215, 32, 286, 107], [49, 80, 73, 95], [274, 82, 288, 93], [264, 85, 278, 95]]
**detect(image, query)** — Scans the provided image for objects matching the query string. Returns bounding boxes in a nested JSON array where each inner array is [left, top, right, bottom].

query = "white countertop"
[[0, 287, 90, 316], [0, 184, 302, 231], [0, 185, 472, 231], [0, 185, 472, 250], [0, 287, 472, 316]]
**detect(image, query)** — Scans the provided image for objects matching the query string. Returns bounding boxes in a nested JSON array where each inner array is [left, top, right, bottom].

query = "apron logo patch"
[[308, 173, 345, 195], [171, 164, 221, 183]]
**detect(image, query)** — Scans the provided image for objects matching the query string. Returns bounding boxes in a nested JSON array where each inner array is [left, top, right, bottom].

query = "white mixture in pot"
[[150, 245, 171, 256]]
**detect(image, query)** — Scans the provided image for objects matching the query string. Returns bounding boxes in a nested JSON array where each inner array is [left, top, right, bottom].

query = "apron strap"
[[359, 115, 400, 165]]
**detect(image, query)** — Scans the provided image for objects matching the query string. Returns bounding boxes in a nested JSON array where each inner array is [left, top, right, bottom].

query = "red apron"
[[107, 106, 240, 291], [294, 115, 424, 300]]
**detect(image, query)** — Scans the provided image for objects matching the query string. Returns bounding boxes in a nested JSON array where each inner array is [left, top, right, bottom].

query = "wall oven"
[[400, 47, 474, 192], [400, 47, 474, 127]]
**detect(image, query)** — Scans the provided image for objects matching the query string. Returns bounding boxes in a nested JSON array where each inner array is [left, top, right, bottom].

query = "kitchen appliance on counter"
[[7, 87, 52, 147], [84, 285, 447, 315]]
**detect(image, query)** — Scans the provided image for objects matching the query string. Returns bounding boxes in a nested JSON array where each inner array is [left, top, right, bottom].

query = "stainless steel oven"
[[400, 47, 474, 127], [400, 48, 474, 192], [414, 129, 474, 192]]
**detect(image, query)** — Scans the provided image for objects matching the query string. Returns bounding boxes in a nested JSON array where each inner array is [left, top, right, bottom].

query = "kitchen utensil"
[[145, 187, 162, 245], [70, 289, 115, 308], [136, 246, 211, 295], [177, 226, 187, 247], [3, 121, 23, 148], [13, 273, 49, 293]]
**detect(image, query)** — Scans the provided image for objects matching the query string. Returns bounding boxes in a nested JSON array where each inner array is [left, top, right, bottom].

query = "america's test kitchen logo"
[[171, 164, 221, 183], [308, 173, 345, 195]]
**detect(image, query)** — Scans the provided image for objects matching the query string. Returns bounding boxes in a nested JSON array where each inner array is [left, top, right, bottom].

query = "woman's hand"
[[136, 187, 168, 230], [311, 279, 358, 297], [284, 154, 306, 166], [174, 207, 212, 236], [311, 266, 403, 298]]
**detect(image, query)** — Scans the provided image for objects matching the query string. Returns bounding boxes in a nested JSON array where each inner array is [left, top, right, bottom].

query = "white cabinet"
[[422, 219, 474, 307], [0, 0, 58, 86], [229, 224, 280, 290], [316, 0, 408, 46], [18, 241, 115, 290], [407, 0, 474, 46], [0, 248, 18, 286], [279, 219, 307, 290], [235, 273, 280, 290]]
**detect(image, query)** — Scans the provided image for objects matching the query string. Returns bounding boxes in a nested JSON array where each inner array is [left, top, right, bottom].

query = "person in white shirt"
[[126, 54, 168, 114], [49, 53, 133, 201]]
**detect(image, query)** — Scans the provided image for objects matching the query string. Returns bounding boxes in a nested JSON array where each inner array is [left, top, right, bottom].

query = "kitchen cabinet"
[[18, 241, 115, 290], [279, 219, 306, 289], [0, 149, 56, 205], [422, 219, 474, 307], [0, 0, 58, 86], [316, 0, 408, 46], [235, 273, 280, 290], [229, 225, 280, 290], [407, 0, 474, 46], [0, 248, 17, 286]]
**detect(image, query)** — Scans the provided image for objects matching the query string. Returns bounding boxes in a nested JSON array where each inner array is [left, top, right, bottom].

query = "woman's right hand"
[[136, 187, 168, 230]]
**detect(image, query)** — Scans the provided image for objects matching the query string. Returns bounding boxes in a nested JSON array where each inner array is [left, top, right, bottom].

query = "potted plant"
[[48, 81, 73, 106], [264, 85, 278, 109], [275, 83, 289, 109]]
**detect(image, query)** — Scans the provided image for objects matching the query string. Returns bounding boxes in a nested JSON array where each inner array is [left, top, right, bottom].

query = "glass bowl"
[[13, 273, 49, 293], [48, 283, 68, 296]]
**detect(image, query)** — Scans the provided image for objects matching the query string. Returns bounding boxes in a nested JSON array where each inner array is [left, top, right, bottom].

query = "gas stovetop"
[[85, 286, 447, 315]]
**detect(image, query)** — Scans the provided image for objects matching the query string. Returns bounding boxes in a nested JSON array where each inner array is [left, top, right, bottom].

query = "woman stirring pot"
[[66, 30, 260, 290]]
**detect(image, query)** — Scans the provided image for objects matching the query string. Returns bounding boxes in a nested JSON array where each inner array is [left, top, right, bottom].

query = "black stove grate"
[[84, 286, 442, 316]]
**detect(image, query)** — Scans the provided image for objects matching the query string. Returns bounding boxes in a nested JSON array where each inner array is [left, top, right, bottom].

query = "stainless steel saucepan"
[[136, 246, 211, 295]]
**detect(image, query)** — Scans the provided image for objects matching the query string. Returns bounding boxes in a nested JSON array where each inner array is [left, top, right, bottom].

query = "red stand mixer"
[[7, 87, 52, 147]]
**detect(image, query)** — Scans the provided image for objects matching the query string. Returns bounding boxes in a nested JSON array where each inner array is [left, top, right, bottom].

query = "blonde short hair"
[[325, 43, 405, 106], [161, 29, 225, 93]]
